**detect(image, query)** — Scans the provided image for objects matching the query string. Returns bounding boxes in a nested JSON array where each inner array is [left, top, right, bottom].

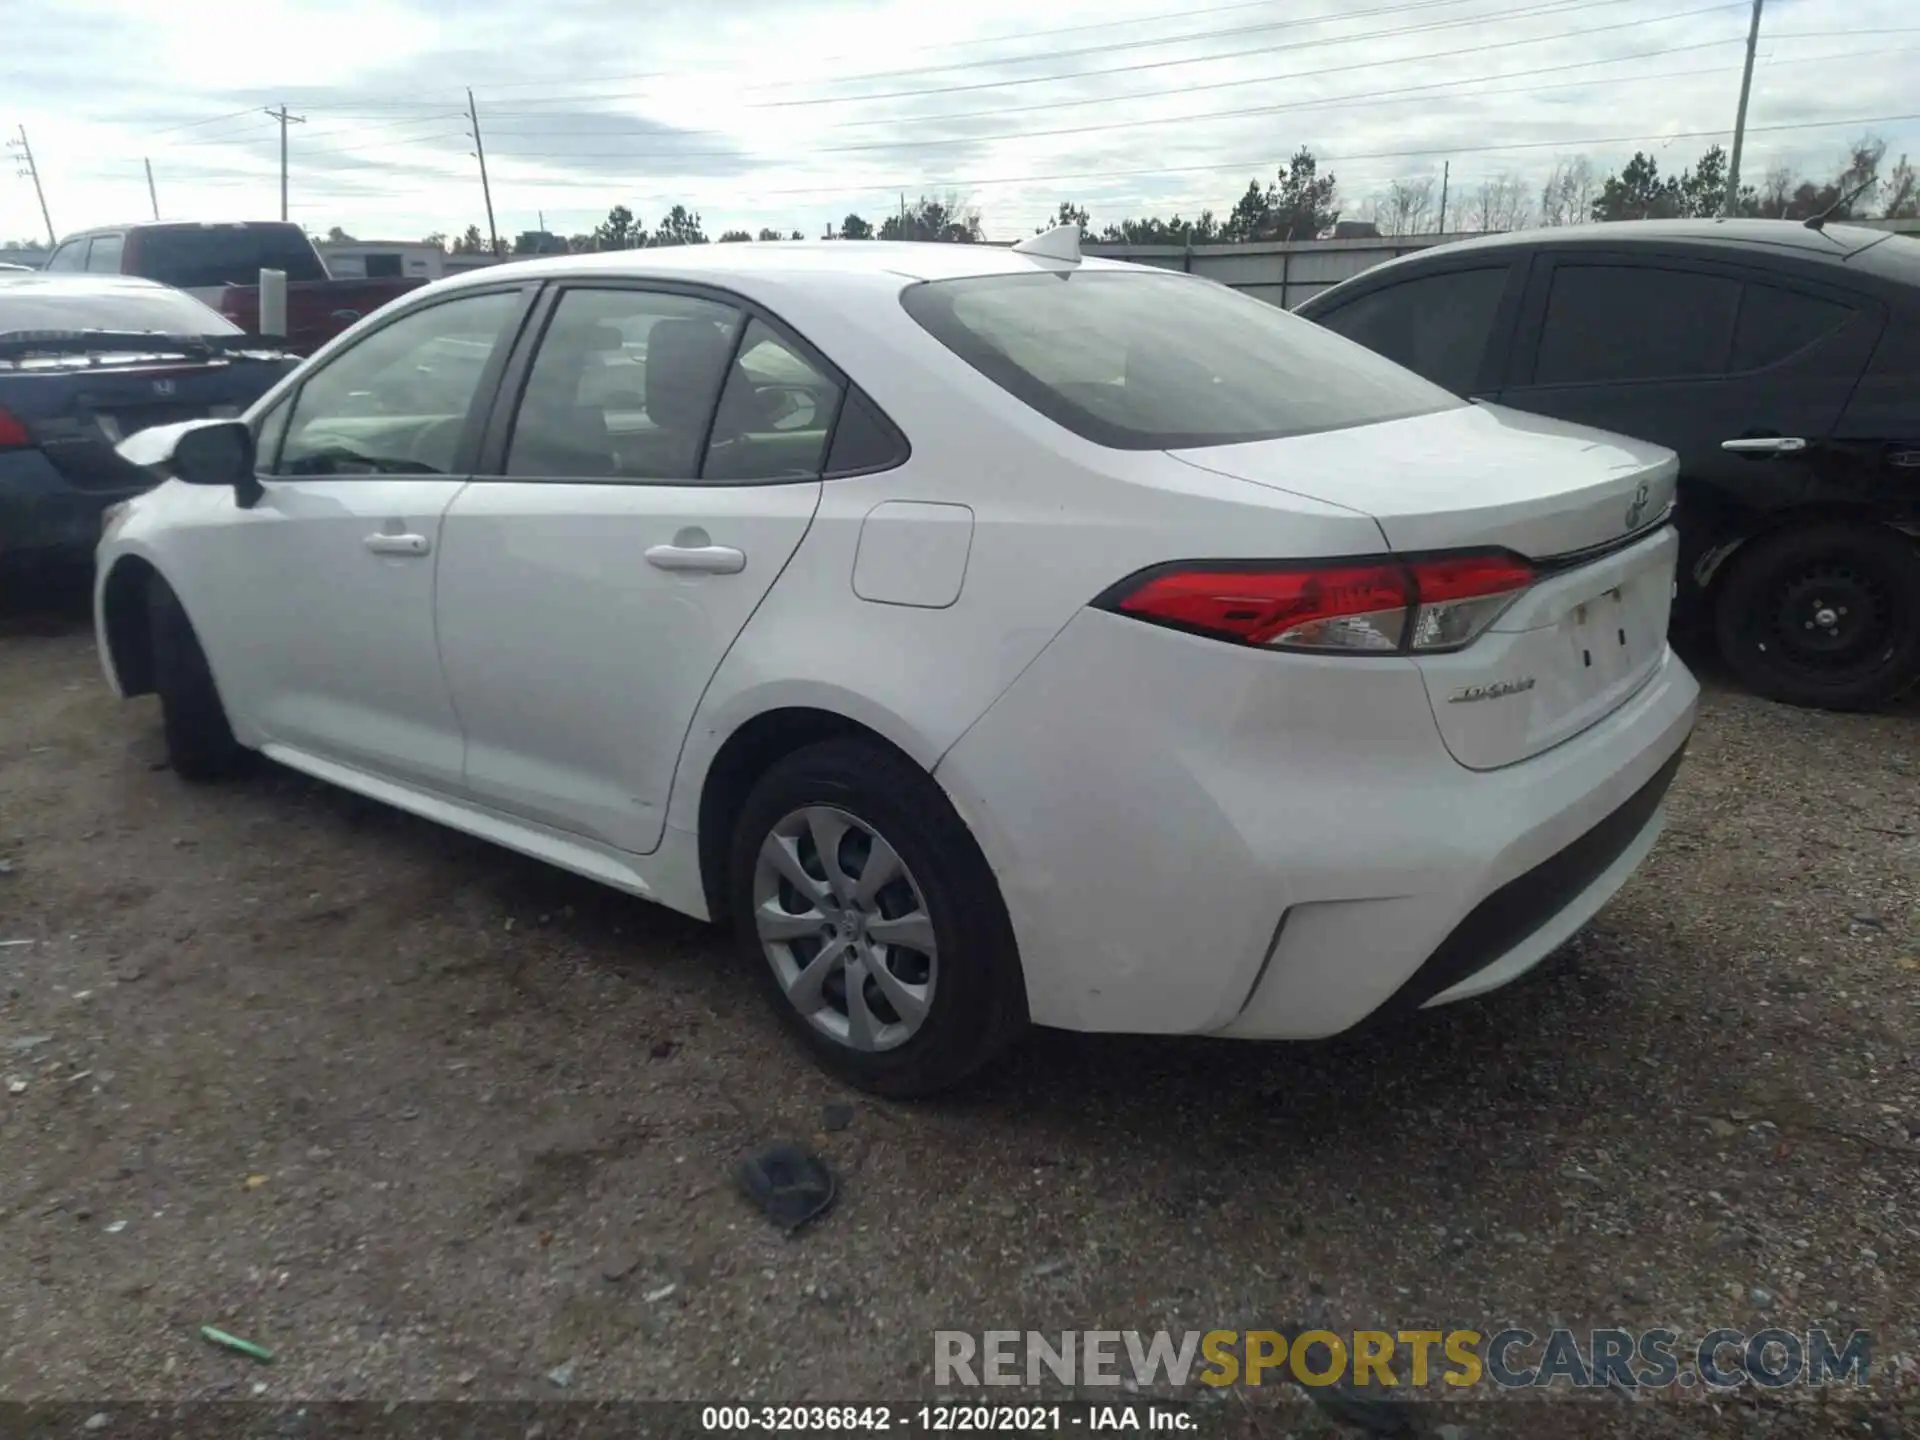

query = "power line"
[[481, 0, 1722, 113], [480, 6, 1756, 161], [468, 0, 1490, 95]]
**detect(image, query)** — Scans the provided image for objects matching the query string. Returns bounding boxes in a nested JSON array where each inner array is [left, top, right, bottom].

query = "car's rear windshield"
[[0, 281, 243, 339], [900, 269, 1461, 450], [130, 224, 327, 288]]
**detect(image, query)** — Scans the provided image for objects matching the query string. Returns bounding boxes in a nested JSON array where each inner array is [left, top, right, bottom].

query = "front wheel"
[[727, 738, 1027, 1098], [1713, 523, 1920, 711]]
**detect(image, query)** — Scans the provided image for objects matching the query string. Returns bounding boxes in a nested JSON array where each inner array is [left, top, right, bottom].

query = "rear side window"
[[1312, 267, 1510, 396], [1730, 284, 1852, 371], [505, 287, 744, 480], [129, 224, 327, 288], [1533, 264, 1739, 384], [825, 389, 909, 475], [83, 234, 124, 273], [902, 270, 1460, 450], [703, 319, 845, 482]]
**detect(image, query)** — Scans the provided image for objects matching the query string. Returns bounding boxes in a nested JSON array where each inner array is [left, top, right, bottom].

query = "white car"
[[95, 229, 1698, 1096]]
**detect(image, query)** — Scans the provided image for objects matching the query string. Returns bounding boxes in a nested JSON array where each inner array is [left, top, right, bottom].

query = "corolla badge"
[[1623, 480, 1651, 530], [1448, 676, 1537, 704]]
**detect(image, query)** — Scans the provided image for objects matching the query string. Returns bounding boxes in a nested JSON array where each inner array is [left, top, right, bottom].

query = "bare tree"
[[1759, 164, 1795, 218], [1466, 172, 1533, 233], [1884, 154, 1918, 219], [1366, 176, 1436, 236], [1539, 157, 1595, 226]]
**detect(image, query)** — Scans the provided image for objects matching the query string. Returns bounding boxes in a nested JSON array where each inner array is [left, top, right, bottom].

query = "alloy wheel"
[[752, 806, 938, 1052]]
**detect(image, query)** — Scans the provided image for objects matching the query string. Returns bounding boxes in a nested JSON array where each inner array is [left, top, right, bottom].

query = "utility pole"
[[144, 157, 160, 220], [898, 191, 907, 239], [8, 125, 55, 245], [1437, 160, 1450, 233], [264, 105, 306, 222], [467, 88, 500, 257], [1724, 0, 1765, 216]]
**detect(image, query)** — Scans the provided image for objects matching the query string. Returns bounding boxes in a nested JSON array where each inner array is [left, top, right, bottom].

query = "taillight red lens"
[[1104, 551, 1534, 654], [0, 406, 30, 450]]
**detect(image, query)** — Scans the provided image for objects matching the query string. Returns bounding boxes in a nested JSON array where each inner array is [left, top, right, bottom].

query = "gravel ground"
[[1, 574, 1916, 1437]]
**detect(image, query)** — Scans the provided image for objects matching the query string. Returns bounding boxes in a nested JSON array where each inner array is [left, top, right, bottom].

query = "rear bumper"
[[934, 607, 1699, 1039], [0, 449, 136, 560]]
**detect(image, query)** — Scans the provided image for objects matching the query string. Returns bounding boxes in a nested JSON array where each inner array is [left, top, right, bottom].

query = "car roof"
[[1407, 218, 1894, 261], [430, 240, 1142, 297], [1295, 219, 1920, 314]]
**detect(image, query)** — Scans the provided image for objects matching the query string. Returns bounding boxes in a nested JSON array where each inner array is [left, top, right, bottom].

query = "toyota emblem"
[[1624, 481, 1651, 530]]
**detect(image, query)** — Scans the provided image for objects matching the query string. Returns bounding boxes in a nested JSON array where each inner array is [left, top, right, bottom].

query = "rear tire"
[[1713, 523, 1920, 712], [727, 738, 1028, 1098], [147, 575, 245, 781]]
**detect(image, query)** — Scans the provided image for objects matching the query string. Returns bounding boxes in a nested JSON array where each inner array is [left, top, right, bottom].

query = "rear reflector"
[[0, 406, 29, 450], [1101, 551, 1535, 654]]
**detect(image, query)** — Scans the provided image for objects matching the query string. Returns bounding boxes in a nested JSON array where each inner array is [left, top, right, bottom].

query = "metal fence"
[[1080, 232, 1488, 309]]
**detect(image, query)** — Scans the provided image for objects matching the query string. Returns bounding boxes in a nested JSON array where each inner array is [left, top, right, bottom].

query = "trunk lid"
[[0, 339, 292, 492], [1169, 401, 1681, 770], [1168, 401, 1678, 558]]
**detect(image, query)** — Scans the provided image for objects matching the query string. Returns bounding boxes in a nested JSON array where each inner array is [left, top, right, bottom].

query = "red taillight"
[[1103, 551, 1534, 655], [0, 406, 30, 451]]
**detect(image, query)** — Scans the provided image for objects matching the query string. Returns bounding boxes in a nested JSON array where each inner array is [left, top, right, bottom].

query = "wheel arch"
[[692, 703, 932, 923], [99, 553, 163, 697], [1695, 502, 1917, 596]]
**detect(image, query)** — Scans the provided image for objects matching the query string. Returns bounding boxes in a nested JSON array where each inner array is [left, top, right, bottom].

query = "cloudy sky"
[[4, 0, 1917, 246]]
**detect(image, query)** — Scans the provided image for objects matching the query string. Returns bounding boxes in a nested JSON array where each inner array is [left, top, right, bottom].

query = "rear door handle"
[[365, 532, 430, 556], [1721, 436, 1807, 455], [645, 543, 746, 574]]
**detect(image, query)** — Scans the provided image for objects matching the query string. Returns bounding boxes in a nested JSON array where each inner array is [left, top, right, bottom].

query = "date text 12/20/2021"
[[700, 1405, 1196, 1432]]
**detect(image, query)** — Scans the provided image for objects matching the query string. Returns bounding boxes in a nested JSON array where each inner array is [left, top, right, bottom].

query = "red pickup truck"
[[40, 221, 426, 355]]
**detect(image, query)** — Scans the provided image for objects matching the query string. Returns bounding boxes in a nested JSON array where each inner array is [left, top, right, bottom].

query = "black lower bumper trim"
[[1368, 738, 1690, 1025]]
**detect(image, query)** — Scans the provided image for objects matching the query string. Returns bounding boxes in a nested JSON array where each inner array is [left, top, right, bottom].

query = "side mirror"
[[117, 418, 262, 507]]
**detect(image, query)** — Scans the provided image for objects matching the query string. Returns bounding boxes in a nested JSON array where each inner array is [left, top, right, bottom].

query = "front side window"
[[902, 270, 1459, 450], [1533, 264, 1740, 385], [44, 239, 87, 272], [506, 288, 744, 480], [276, 289, 520, 477], [1312, 267, 1511, 396]]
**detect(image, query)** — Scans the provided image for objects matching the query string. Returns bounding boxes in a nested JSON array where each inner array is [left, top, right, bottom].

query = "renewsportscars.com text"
[[934, 1327, 1873, 1391]]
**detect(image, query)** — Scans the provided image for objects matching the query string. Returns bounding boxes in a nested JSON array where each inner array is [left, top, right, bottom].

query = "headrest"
[[645, 318, 734, 428]]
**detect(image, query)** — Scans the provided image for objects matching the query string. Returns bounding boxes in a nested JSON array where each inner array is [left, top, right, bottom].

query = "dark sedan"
[[1296, 219, 1920, 711], [1, 273, 295, 568]]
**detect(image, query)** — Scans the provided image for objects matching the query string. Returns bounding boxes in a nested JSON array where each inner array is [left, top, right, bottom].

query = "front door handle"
[[365, 531, 431, 556], [645, 543, 746, 574], [1721, 436, 1807, 455]]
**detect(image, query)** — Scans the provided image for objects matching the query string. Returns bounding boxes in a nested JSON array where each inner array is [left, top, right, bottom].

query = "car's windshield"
[[901, 269, 1461, 450]]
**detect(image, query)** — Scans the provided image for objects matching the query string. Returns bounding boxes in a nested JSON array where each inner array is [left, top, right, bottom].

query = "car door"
[[1494, 253, 1886, 545], [172, 284, 532, 792], [432, 282, 834, 854], [1305, 260, 1524, 398]]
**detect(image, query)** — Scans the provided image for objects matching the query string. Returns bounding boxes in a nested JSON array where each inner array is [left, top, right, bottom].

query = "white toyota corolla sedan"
[[95, 230, 1698, 1095]]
